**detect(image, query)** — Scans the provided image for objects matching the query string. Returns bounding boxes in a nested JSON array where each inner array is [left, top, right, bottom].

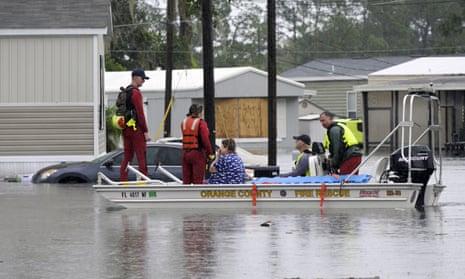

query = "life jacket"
[[293, 150, 322, 177], [323, 122, 359, 151], [294, 152, 312, 176], [182, 116, 201, 149]]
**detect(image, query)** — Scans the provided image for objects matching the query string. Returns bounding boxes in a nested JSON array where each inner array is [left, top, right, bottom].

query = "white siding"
[[0, 36, 93, 103], [98, 130, 106, 153], [0, 105, 94, 156], [303, 80, 366, 117]]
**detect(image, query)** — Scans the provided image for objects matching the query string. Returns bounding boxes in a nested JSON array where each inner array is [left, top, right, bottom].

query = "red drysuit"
[[182, 118, 213, 184], [120, 87, 148, 181]]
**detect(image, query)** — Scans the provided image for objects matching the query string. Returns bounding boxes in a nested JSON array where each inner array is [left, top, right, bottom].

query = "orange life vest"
[[182, 116, 201, 149]]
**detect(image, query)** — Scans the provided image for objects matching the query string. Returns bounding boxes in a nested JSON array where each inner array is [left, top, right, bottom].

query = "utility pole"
[[164, 0, 175, 137], [201, 0, 216, 147], [267, 0, 277, 166]]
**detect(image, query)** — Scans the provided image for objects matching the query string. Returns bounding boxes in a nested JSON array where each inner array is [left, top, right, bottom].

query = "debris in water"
[[260, 221, 272, 227], [3, 176, 21, 183], [2, 174, 32, 183], [106, 206, 126, 212]]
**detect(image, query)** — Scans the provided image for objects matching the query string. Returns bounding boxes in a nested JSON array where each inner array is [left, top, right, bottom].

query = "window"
[[147, 147, 160, 165], [112, 153, 124, 165], [109, 146, 182, 167], [347, 91, 357, 119], [156, 147, 182, 165], [112, 152, 137, 165]]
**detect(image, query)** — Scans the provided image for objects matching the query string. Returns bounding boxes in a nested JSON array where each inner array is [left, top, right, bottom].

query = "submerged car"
[[32, 143, 182, 184], [34, 139, 271, 184]]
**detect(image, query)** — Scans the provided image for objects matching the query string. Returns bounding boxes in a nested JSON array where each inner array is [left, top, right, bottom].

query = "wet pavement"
[[0, 158, 464, 279]]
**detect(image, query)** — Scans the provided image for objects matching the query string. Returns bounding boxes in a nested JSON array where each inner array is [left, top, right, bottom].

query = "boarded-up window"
[[216, 98, 268, 138]]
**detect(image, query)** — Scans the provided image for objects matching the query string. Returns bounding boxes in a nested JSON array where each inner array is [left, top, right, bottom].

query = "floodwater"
[[1, 158, 465, 279]]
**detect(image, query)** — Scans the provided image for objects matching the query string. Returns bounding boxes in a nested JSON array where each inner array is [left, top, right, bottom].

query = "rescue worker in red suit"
[[120, 69, 151, 181], [181, 104, 214, 184]]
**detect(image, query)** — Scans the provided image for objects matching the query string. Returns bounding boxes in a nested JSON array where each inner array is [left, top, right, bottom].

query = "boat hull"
[[93, 183, 424, 209]]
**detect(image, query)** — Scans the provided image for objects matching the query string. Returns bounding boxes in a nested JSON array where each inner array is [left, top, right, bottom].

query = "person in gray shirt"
[[281, 135, 313, 177]]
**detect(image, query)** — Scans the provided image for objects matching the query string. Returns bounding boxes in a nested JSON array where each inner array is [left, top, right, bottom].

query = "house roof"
[[105, 66, 305, 93], [0, 0, 111, 32], [280, 56, 415, 81], [370, 57, 465, 76]]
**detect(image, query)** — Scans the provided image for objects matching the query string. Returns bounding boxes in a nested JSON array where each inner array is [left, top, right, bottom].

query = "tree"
[[432, 0, 465, 53], [105, 0, 465, 74], [107, 0, 165, 70], [215, 1, 267, 69]]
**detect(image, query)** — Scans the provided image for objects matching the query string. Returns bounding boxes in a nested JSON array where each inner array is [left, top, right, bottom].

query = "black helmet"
[[188, 104, 203, 116]]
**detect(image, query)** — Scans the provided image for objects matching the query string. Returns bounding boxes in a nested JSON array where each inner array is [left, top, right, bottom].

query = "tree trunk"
[[178, 0, 194, 67]]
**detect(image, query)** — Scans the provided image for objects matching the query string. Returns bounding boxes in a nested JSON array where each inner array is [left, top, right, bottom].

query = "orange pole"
[[319, 183, 327, 208], [252, 184, 257, 207]]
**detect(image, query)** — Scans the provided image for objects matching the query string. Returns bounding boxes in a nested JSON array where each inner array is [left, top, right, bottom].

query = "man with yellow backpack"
[[114, 69, 151, 181], [320, 111, 362, 175]]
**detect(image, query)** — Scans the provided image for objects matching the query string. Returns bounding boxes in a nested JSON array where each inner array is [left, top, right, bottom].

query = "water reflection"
[[99, 213, 149, 279], [182, 215, 216, 278], [118, 214, 148, 279], [90, 206, 460, 278]]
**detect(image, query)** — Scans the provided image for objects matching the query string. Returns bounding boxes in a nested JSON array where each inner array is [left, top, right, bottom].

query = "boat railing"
[[344, 90, 443, 186], [97, 164, 182, 186], [400, 93, 442, 184]]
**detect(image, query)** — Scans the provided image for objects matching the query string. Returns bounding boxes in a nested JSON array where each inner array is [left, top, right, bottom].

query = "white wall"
[[299, 119, 326, 143], [0, 35, 103, 176], [0, 36, 94, 103]]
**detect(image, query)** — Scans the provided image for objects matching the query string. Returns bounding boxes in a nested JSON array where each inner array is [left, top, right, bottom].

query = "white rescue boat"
[[94, 90, 446, 209]]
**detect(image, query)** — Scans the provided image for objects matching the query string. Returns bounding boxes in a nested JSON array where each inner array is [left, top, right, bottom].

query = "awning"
[[353, 76, 465, 92]]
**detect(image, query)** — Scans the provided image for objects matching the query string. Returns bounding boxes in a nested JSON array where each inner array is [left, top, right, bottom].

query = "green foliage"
[[105, 53, 126, 71], [105, 106, 121, 152], [108, 0, 165, 70]]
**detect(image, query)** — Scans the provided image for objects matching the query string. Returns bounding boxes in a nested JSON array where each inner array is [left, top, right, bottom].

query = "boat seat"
[[373, 157, 389, 183]]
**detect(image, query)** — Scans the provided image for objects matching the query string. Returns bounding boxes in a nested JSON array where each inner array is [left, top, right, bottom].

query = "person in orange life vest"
[[181, 104, 214, 184], [120, 69, 151, 181]]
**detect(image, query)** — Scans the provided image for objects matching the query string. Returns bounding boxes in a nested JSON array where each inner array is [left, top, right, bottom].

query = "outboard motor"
[[389, 145, 435, 208]]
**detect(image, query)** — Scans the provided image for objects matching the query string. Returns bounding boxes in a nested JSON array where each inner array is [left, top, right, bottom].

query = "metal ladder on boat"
[[344, 88, 444, 204]]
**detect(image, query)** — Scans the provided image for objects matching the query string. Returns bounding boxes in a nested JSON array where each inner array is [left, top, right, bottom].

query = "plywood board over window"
[[216, 98, 268, 138], [215, 99, 239, 138]]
